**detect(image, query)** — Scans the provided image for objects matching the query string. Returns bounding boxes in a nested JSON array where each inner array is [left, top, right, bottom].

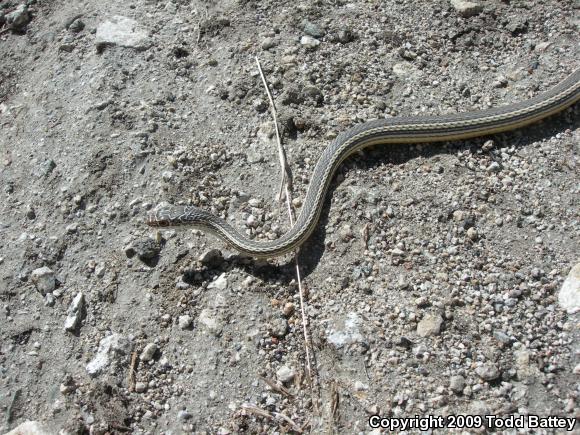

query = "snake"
[[148, 68, 580, 257]]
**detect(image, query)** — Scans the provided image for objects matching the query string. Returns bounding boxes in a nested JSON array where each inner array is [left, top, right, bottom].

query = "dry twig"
[[255, 57, 292, 203], [255, 56, 320, 412], [362, 223, 370, 250], [240, 403, 303, 434], [259, 376, 294, 397], [128, 351, 138, 392]]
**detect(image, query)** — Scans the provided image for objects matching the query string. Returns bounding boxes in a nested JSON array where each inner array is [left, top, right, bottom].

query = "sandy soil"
[[0, 0, 579, 433]]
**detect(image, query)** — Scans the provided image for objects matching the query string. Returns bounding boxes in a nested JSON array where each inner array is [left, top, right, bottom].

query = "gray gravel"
[[0, 0, 579, 433]]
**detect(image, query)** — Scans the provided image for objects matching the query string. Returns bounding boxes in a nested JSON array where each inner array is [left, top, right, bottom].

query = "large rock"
[[559, 263, 580, 314], [199, 308, 223, 336], [96, 16, 151, 51], [326, 312, 366, 348], [86, 334, 132, 377], [417, 313, 443, 337], [450, 0, 483, 18], [4, 5, 31, 31], [64, 292, 86, 332], [30, 266, 56, 295], [475, 363, 501, 381], [5, 421, 52, 435]]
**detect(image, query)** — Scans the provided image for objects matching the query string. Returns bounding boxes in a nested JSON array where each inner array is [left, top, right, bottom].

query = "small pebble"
[[450, 0, 483, 18], [417, 313, 443, 337], [140, 343, 158, 362], [276, 365, 295, 383], [31, 267, 56, 295], [300, 35, 320, 49], [476, 363, 501, 381], [450, 375, 465, 394], [178, 315, 192, 330], [261, 37, 277, 50], [135, 382, 147, 393]]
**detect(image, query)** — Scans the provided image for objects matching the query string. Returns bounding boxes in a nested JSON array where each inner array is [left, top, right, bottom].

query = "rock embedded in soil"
[[558, 263, 580, 314], [4, 4, 31, 31], [198, 249, 223, 267], [450, 0, 483, 18], [64, 292, 86, 332], [199, 308, 223, 336], [208, 273, 228, 290], [449, 375, 465, 394], [31, 266, 56, 295], [178, 315, 192, 330], [276, 365, 295, 383], [95, 16, 152, 52], [140, 343, 158, 362], [300, 35, 320, 49], [417, 313, 444, 337], [302, 20, 325, 39], [127, 238, 161, 261], [475, 363, 501, 381], [86, 334, 132, 377]]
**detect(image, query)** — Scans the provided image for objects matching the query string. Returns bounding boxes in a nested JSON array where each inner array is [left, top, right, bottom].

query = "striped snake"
[[148, 68, 580, 257]]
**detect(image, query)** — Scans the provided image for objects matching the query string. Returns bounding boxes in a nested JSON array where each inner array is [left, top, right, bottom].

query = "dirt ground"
[[0, 0, 579, 433]]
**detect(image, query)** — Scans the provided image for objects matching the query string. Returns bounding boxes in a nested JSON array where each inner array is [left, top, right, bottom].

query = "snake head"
[[146, 206, 174, 227], [146, 203, 190, 228]]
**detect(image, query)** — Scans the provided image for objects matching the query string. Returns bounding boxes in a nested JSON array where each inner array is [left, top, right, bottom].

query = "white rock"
[[64, 292, 86, 332], [450, 0, 483, 18], [96, 16, 151, 51], [140, 343, 158, 362], [276, 365, 295, 383], [208, 273, 228, 290], [417, 313, 443, 337], [30, 266, 56, 295], [327, 312, 366, 348], [475, 363, 500, 381], [95, 262, 107, 278], [559, 263, 580, 314], [86, 334, 132, 377], [514, 349, 540, 380], [300, 35, 320, 49], [178, 409, 193, 420], [5, 420, 52, 435], [135, 381, 147, 393], [162, 170, 174, 181], [199, 308, 222, 335], [391, 247, 405, 256], [178, 315, 192, 330], [449, 375, 465, 393], [392, 62, 419, 78], [159, 356, 171, 369], [467, 227, 478, 240]]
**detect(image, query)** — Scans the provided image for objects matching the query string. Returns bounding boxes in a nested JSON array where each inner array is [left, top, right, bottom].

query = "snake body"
[[148, 68, 580, 257]]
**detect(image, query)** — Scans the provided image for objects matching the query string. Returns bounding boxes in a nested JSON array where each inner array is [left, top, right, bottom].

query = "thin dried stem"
[[128, 351, 138, 392], [259, 376, 294, 397], [240, 403, 303, 433], [255, 57, 320, 413], [255, 57, 291, 203]]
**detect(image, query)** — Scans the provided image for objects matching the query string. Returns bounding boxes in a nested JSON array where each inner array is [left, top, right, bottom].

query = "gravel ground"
[[0, 0, 579, 433]]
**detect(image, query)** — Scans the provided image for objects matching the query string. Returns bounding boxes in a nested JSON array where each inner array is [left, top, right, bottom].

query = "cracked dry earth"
[[0, 0, 579, 434]]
